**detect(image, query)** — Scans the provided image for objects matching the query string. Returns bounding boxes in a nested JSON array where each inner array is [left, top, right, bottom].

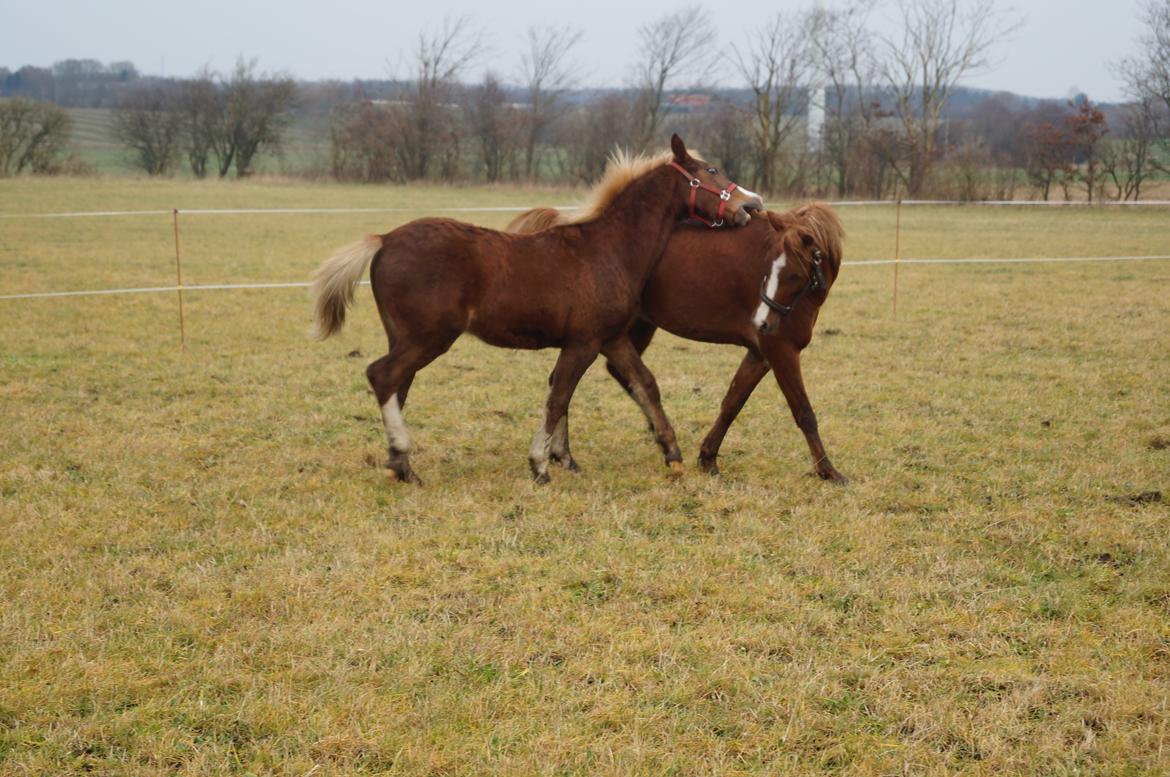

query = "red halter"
[[669, 160, 740, 228]]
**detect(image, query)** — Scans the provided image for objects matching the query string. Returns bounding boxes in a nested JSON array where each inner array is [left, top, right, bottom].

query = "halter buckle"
[[719, 190, 731, 201], [689, 178, 701, 188]]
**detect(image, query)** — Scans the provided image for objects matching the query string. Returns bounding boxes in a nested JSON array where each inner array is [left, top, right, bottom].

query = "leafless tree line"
[[10, 1, 1168, 197], [110, 60, 296, 178]]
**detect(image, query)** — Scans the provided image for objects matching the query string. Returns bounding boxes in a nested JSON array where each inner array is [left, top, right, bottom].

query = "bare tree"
[[330, 101, 399, 182], [0, 98, 72, 176], [809, 0, 880, 197], [696, 97, 752, 183], [1100, 98, 1158, 201], [390, 15, 487, 180], [1116, 1, 1170, 180], [517, 25, 582, 180], [465, 73, 523, 182], [631, 6, 715, 151], [212, 60, 297, 177], [734, 10, 814, 193], [111, 84, 184, 175], [179, 72, 218, 178], [878, 0, 1019, 196]]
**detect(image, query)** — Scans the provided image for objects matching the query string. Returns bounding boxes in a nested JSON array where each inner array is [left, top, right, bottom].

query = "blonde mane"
[[574, 149, 675, 222]]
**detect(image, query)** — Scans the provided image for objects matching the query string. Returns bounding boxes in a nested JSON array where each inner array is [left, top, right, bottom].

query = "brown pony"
[[311, 135, 763, 485], [508, 194, 848, 483]]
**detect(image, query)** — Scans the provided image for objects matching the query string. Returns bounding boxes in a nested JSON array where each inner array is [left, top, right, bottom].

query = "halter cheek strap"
[[669, 161, 739, 228], [758, 248, 828, 319]]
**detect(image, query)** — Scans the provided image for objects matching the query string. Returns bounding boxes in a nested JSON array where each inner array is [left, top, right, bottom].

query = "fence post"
[[172, 208, 186, 350], [893, 198, 902, 318]]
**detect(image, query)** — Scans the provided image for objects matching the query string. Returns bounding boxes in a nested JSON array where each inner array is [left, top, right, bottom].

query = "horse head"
[[755, 203, 845, 336], [668, 134, 764, 228]]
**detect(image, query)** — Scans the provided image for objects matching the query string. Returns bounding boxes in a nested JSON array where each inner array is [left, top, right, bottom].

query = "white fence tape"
[[3, 199, 1169, 220], [0, 205, 583, 219], [5, 256, 1170, 302]]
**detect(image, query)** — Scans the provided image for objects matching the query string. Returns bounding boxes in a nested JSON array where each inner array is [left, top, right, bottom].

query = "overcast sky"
[[0, 0, 1147, 101]]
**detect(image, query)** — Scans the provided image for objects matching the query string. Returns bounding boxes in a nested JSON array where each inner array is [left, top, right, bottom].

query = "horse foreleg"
[[531, 344, 598, 484], [697, 350, 769, 476], [601, 336, 683, 472], [761, 340, 848, 485]]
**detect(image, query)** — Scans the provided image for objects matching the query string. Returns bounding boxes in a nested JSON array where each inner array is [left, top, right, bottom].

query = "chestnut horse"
[[311, 135, 763, 484], [507, 196, 847, 483]]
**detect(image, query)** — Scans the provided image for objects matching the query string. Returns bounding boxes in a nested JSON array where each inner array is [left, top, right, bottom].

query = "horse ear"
[[670, 133, 689, 162]]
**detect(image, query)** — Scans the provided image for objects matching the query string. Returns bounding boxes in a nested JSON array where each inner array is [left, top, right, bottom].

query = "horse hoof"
[[533, 471, 551, 485], [564, 457, 581, 473], [698, 457, 720, 476], [386, 467, 423, 486], [667, 460, 685, 478], [810, 468, 849, 486]]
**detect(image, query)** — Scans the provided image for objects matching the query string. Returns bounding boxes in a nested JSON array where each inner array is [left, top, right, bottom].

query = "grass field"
[[2, 177, 1169, 775]]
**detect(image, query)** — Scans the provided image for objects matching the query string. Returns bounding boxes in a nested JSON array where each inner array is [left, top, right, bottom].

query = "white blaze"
[[753, 253, 788, 329]]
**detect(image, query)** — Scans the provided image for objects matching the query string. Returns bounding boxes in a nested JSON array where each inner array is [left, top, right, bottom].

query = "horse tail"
[[504, 207, 566, 234], [310, 234, 382, 339]]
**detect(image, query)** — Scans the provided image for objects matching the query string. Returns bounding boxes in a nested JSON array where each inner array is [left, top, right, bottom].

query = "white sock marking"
[[529, 407, 551, 469], [753, 253, 787, 329], [381, 393, 411, 452]]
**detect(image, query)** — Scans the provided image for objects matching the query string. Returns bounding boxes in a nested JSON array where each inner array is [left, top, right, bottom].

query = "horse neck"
[[580, 166, 683, 280]]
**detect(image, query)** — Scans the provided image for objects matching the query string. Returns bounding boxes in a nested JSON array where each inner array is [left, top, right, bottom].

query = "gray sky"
[[0, 0, 1146, 101]]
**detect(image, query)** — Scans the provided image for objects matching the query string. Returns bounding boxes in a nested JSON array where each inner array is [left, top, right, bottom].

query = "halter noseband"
[[669, 161, 739, 228], [758, 247, 828, 319]]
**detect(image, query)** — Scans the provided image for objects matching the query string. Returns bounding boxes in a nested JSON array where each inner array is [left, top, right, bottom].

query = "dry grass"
[[1, 177, 1169, 775]]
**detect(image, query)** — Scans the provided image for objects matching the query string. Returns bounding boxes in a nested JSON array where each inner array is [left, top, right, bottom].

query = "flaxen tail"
[[310, 234, 382, 339]]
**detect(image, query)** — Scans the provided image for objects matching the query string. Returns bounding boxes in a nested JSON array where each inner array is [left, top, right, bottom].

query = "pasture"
[[2, 177, 1169, 775]]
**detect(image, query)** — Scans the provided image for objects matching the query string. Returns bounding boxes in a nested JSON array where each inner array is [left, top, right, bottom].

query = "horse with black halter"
[[508, 191, 847, 483], [311, 135, 763, 484]]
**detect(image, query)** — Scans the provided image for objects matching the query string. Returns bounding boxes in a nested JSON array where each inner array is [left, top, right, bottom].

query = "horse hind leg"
[[367, 334, 455, 485], [531, 344, 598, 484], [544, 367, 580, 472]]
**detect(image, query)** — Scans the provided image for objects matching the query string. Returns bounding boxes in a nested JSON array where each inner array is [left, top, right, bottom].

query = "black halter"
[[758, 247, 827, 318]]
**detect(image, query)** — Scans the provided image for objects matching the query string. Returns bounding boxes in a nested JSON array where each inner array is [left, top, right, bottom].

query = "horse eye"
[[707, 167, 718, 174]]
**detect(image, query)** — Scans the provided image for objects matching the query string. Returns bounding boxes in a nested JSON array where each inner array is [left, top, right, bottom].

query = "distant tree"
[[1116, 1, 1170, 181], [808, 0, 879, 197], [557, 94, 641, 182], [733, 9, 813, 193], [465, 73, 522, 182], [330, 101, 398, 182], [111, 84, 184, 175], [1064, 98, 1108, 202], [517, 24, 582, 180], [878, 0, 1019, 196], [179, 73, 218, 178], [211, 60, 297, 177], [1100, 98, 1158, 201], [391, 15, 486, 180], [0, 98, 72, 176], [696, 97, 752, 184], [630, 5, 715, 151], [1020, 111, 1073, 201]]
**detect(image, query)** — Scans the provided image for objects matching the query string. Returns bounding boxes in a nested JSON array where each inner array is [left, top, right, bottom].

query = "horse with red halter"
[[310, 135, 763, 485], [508, 189, 848, 483]]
